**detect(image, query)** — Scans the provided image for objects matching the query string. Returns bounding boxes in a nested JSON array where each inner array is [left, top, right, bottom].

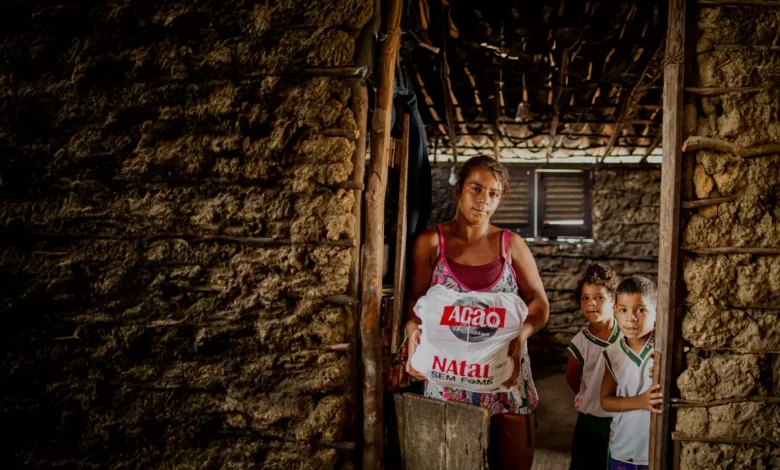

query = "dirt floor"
[[532, 364, 577, 470]]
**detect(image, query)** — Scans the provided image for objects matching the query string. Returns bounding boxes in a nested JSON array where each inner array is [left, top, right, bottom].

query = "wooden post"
[[652, 1, 686, 469], [360, 0, 402, 467], [391, 114, 410, 353]]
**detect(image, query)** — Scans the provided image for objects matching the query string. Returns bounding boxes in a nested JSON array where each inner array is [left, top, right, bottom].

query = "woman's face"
[[456, 167, 503, 224]]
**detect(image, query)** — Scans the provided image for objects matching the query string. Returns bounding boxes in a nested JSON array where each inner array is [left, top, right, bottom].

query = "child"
[[600, 276, 662, 470], [567, 263, 621, 470]]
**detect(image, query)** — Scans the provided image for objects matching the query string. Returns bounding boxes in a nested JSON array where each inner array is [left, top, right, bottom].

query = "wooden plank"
[[394, 394, 406, 469], [391, 114, 410, 354], [360, 0, 403, 467], [346, 78, 368, 444], [404, 394, 446, 470], [653, 0, 686, 469], [444, 402, 489, 470]]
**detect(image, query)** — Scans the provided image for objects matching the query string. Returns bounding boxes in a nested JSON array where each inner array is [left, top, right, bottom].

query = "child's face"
[[580, 283, 614, 323], [614, 293, 656, 340]]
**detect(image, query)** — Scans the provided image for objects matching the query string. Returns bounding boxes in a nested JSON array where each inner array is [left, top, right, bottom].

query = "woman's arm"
[[566, 353, 582, 394], [403, 228, 438, 379], [508, 233, 550, 343], [600, 367, 663, 414]]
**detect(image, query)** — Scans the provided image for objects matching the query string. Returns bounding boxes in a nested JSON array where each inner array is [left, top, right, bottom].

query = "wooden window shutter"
[[492, 167, 534, 237], [538, 171, 592, 238]]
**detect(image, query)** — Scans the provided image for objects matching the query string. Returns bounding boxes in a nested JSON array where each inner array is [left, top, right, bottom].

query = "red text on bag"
[[439, 305, 506, 328]]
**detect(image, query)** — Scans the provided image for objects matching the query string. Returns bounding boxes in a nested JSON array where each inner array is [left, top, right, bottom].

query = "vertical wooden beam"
[[361, 0, 402, 467], [652, 1, 685, 469], [347, 77, 369, 454], [391, 114, 410, 353]]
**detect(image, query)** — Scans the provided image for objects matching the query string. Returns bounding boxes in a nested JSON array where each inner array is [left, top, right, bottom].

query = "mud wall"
[[674, 5, 780, 469], [430, 165, 660, 363], [0, 1, 371, 468]]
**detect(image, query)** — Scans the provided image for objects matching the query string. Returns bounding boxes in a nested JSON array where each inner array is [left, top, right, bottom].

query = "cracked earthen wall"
[[674, 5, 780, 469], [0, 1, 372, 468], [431, 166, 660, 363]]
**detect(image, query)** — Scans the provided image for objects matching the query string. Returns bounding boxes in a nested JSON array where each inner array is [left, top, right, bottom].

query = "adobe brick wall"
[[675, 6, 780, 468], [0, 1, 372, 468]]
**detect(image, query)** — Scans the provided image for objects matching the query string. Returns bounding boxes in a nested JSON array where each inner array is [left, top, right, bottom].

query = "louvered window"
[[538, 172, 592, 238], [492, 167, 534, 237], [493, 168, 592, 239]]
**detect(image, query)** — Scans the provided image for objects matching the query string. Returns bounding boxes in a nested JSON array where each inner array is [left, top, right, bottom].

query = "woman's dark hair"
[[574, 262, 619, 301], [456, 155, 510, 196]]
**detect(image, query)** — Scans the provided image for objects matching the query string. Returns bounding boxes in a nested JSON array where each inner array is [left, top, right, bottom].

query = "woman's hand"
[[405, 321, 426, 380], [640, 384, 663, 414], [503, 336, 523, 388]]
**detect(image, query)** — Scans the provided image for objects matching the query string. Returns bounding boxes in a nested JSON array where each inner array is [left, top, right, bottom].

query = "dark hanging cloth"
[[391, 57, 432, 240]]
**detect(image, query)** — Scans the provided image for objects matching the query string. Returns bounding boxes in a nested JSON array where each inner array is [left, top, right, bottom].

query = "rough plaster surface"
[[680, 443, 780, 470], [0, 0, 371, 467], [676, 403, 780, 441], [430, 166, 660, 363], [676, 6, 780, 466]]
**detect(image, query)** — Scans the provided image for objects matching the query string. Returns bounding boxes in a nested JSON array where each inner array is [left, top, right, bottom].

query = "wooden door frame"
[[652, 0, 686, 469]]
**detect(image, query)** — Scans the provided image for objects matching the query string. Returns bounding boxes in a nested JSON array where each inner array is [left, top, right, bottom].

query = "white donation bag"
[[410, 284, 527, 392]]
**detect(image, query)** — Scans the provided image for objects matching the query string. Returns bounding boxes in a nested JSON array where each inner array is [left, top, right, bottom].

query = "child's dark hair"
[[616, 276, 658, 304], [456, 155, 510, 196], [575, 262, 619, 301]]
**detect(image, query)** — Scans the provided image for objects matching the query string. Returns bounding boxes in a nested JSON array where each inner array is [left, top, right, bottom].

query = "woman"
[[405, 156, 549, 470]]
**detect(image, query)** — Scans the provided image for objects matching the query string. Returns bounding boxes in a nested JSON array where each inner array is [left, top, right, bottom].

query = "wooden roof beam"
[[601, 42, 665, 161]]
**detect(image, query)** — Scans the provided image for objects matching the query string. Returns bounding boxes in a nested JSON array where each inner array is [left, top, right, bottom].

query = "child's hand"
[[641, 384, 663, 414]]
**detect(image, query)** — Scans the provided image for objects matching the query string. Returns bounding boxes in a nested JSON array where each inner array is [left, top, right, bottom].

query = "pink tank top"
[[423, 224, 539, 416]]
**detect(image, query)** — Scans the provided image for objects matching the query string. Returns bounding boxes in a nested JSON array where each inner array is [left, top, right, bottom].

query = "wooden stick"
[[547, 49, 569, 160], [691, 346, 780, 354], [440, 4, 458, 163], [684, 86, 764, 96], [302, 66, 369, 78], [654, 1, 686, 468], [7, 231, 356, 247], [285, 293, 358, 306], [731, 303, 780, 311], [699, 0, 780, 6], [191, 235, 355, 247], [322, 343, 352, 352], [671, 396, 780, 407], [682, 136, 780, 158], [639, 134, 663, 164], [681, 196, 735, 209], [649, 351, 661, 470], [319, 128, 360, 140], [391, 114, 410, 353], [604, 42, 664, 162], [361, 0, 402, 466], [671, 433, 778, 446], [681, 245, 780, 255]]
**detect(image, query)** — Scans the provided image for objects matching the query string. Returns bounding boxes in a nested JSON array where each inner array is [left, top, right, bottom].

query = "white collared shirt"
[[603, 332, 655, 465]]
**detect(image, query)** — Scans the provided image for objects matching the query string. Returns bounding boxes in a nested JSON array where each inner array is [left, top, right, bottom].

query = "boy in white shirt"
[[567, 263, 620, 470], [600, 276, 662, 470]]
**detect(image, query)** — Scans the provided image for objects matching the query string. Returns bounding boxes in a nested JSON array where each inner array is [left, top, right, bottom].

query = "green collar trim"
[[619, 332, 655, 367], [584, 321, 620, 348]]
